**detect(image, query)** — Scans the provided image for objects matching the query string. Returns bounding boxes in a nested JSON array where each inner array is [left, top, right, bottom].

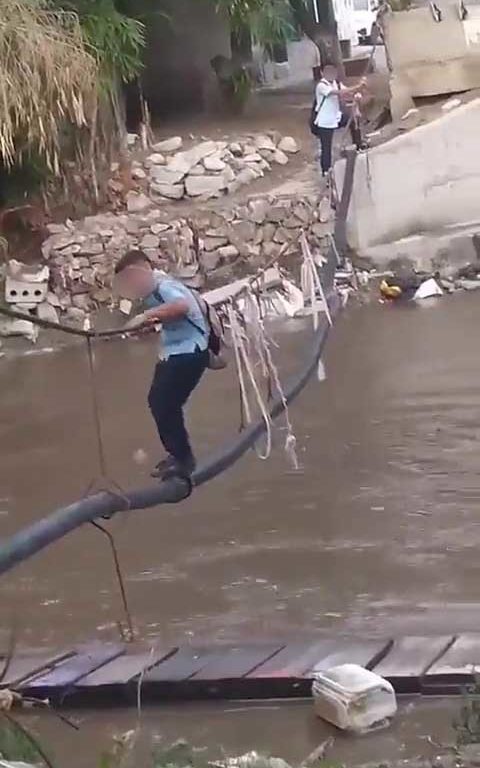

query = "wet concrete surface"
[[2, 292, 480, 648]]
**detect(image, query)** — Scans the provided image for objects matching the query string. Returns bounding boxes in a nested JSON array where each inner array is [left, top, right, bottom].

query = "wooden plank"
[[310, 638, 393, 676], [0, 650, 74, 688], [248, 641, 337, 679], [77, 648, 176, 687], [24, 642, 124, 691], [372, 636, 454, 693], [424, 634, 480, 685], [204, 267, 282, 307], [144, 647, 230, 683], [192, 645, 284, 681]]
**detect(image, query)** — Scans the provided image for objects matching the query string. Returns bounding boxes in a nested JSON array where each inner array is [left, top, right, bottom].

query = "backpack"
[[190, 291, 227, 370], [153, 285, 227, 370]]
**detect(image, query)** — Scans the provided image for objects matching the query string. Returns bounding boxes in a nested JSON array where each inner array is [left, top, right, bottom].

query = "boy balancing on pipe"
[[114, 249, 209, 481]]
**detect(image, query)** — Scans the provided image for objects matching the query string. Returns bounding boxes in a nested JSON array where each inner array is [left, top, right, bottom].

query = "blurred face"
[[323, 66, 337, 83], [114, 263, 155, 300]]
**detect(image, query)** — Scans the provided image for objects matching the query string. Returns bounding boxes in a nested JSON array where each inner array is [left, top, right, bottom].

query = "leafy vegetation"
[[0, 720, 40, 764], [58, 0, 145, 90], [214, 0, 296, 49]]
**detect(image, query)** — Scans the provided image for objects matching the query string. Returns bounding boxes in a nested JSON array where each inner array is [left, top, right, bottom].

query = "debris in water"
[[413, 277, 443, 300], [380, 272, 423, 302], [119, 298, 133, 316], [380, 272, 448, 304], [133, 448, 149, 465], [312, 663, 397, 733], [0, 688, 22, 711], [0, 318, 38, 343], [211, 752, 291, 768], [401, 107, 419, 120], [300, 737, 335, 767]]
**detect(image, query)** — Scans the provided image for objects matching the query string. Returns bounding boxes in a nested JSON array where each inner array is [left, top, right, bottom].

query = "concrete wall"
[[336, 98, 480, 268], [385, 5, 480, 120], [142, 0, 231, 117]]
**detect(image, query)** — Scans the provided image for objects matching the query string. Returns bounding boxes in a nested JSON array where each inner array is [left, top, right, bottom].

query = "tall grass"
[[0, 0, 98, 173]]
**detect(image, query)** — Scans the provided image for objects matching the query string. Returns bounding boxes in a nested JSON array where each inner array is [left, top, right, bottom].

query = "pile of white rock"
[[131, 133, 300, 201]]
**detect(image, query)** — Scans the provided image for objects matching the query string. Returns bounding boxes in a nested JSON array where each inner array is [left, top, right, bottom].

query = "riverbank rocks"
[[278, 136, 299, 154], [25, 193, 329, 327], [125, 133, 300, 202], [151, 136, 183, 153]]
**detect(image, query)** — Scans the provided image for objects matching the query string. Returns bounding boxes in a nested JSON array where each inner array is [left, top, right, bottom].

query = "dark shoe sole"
[[161, 459, 196, 482], [151, 456, 175, 479]]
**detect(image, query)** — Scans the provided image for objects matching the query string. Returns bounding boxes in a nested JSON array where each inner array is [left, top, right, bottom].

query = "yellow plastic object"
[[380, 280, 402, 299]]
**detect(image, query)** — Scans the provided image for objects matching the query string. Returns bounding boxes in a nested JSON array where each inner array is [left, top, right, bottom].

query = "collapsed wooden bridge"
[[1, 634, 480, 707]]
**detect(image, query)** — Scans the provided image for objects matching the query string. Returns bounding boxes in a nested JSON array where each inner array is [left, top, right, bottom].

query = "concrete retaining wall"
[[336, 98, 480, 270], [384, 5, 480, 120]]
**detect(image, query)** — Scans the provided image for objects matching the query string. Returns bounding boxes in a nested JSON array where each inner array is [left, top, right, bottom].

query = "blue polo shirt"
[[144, 271, 208, 359]]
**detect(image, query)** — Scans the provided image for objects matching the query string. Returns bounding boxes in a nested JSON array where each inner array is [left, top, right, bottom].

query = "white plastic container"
[[312, 663, 397, 733]]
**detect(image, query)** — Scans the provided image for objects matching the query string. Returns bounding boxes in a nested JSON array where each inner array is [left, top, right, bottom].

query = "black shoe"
[[161, 455, 196, 481], [151, 455, 175, 479]]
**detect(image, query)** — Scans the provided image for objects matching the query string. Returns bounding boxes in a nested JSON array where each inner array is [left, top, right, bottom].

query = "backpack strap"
[[187, 317, 207, 336], [153, 286, 207, 337], [314, 82, 329, 115], [315, 94, 327, 112]]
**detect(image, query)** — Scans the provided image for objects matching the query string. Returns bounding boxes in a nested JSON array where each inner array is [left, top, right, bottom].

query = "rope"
[[0, 304, 127, 339], [243, 289, 299, 469], [300, 234, 333, 328], [90, 521, 136, 642], [339, 41, 378, 154], [83, 337, 131, 509], [227, 301, 273, 460], [250, 291, 299, 470], [86, 337, 108, 477], [327, 232, 341, 266]]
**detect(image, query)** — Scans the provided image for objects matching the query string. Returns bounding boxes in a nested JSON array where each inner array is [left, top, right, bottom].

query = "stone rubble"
[[126, 133, 301, 203], [17, 192, 331, 329]]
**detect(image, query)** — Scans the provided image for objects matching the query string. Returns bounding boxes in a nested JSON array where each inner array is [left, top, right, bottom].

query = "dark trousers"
[[148, 349, 208, 462], [318, 116, 363, 175], [339, 112, 363, 150], [317, 127, 335, 175]]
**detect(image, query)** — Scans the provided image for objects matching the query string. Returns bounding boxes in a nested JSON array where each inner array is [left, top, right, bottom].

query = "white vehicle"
[[353, 0, 380, 44]]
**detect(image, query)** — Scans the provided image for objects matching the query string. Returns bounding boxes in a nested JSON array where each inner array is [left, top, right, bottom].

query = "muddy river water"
[[1, 292, 480, 762]]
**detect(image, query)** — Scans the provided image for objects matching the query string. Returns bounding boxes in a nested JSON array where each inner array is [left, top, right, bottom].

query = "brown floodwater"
[[1, 292, 480, 761], [26, 696, 462, 768]]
